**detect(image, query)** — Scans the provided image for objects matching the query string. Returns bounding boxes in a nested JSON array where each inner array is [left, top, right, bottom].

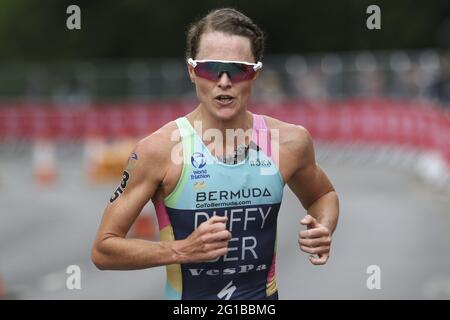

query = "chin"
[[209, 101, 244, 122], [214, 107, 238, 121]]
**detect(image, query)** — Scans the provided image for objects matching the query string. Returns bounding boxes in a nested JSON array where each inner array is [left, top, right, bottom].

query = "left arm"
[[286, 126, 339, 265]]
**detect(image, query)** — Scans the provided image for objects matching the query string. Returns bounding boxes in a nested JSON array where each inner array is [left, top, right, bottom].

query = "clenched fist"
[[299, 215, 332, 265], [174, 216, 232, 263]]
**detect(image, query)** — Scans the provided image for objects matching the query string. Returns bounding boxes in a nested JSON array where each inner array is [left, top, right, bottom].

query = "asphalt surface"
[[1, 143, 449, 299]]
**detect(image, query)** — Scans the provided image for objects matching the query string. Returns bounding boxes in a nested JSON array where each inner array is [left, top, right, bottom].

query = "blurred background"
[[0, 0, 449, 299]]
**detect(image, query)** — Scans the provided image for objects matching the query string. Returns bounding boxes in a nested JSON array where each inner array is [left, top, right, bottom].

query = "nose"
[[217, 72, 232, 89]]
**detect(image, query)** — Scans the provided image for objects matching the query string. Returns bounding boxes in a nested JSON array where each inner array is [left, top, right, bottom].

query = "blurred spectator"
[[1, 50, 449, 106], [254, 68, 285, 104], [428, 53, 450, 105]]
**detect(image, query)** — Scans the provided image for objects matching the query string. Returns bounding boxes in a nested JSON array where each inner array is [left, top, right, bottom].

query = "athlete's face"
[[188, 31, 259, 121]]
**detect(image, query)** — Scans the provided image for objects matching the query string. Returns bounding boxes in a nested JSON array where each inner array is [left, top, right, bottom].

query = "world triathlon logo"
[[191, 152, 206, 169]]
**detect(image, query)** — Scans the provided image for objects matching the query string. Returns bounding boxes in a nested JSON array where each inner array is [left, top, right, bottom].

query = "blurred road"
[[1, 143, 449, 299]]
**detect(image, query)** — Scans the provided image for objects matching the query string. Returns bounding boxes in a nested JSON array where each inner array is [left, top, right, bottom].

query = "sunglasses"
[[187, 58, 263, 83]]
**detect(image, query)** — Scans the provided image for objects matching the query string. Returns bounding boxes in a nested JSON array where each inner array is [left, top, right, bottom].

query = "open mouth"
[[214, 94, 235, 105]]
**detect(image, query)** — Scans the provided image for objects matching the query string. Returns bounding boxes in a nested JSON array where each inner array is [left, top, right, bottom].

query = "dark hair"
[[186, 8, 265, 62]]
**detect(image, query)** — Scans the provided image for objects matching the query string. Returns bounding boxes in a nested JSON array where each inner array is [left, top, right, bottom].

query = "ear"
[[251, 70, 261, 83], [187, 64, 196, 83]]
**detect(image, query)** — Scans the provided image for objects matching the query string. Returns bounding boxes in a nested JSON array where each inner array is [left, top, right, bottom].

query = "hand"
[[174, 216, 231, 263], [299, 215, 332, 265]]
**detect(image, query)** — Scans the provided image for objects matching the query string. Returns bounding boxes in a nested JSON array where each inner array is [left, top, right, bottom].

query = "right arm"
[[91, 130, 231, 270]]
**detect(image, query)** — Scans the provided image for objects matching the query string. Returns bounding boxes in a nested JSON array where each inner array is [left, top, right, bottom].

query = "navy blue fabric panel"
[[166, 203, 281, 300]]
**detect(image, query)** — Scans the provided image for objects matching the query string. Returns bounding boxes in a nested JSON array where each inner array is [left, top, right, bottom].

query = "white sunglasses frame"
[[187, 58, 263, 71]]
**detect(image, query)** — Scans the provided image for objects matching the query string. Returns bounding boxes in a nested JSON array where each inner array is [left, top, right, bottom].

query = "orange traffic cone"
[[32, 139, 57, 186], [83, 137, 106, 183]]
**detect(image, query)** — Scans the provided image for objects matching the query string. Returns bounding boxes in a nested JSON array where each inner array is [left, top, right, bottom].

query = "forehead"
[[196, 31, 254, 62]]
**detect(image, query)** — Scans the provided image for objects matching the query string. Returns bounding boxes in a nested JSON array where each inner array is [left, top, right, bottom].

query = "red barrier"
[[0, 99, 449, 164]]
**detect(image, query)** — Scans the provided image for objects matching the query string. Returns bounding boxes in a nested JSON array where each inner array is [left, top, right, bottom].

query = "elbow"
[[91, 245, 108, 271]]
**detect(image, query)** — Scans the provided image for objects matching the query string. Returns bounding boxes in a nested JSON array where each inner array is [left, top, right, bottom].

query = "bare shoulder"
[[261, 114, 315, 176], [132, 120, 180, 169], [261, 114, 312, 152]]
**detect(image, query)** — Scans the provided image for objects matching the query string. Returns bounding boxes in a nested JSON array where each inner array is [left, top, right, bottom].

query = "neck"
[[192, 104, 252, 133], [188, 104, 253, 158]]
